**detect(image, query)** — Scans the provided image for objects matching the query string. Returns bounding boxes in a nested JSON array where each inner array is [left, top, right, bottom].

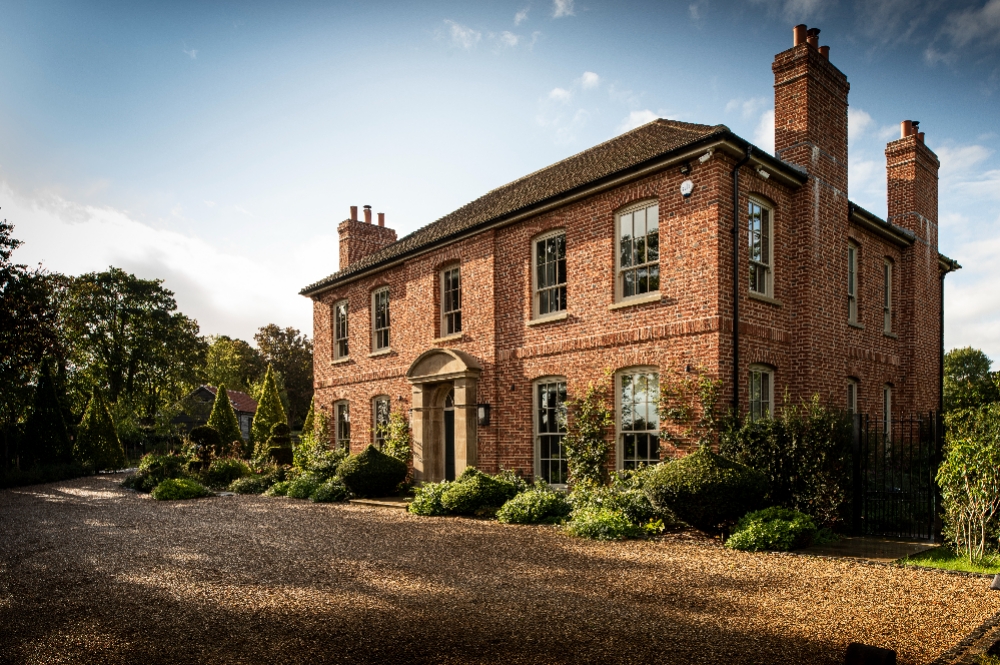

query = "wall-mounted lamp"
[[679, 162, 692, 175], [756, 166, 770, 180], [477, 403, 491, 426], [698, 149, 714, 164]]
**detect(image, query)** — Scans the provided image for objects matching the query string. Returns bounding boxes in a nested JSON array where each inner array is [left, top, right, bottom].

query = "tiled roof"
[[301, 119, 728, 295], [204, 385, 257, 414]]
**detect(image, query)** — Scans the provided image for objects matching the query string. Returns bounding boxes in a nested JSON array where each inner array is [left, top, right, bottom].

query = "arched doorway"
[[406, 349, 482, 482]]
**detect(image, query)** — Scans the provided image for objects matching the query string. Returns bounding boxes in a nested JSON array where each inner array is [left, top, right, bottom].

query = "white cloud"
[[753, 109, 775, 155], [498, 31, 519, 47], [946, 232, 1000, 358], [204, 200, 216, 208], [848, 108, 874, 142], [726, 96, 768, 120], [748, 0, 825, 21], [553, 0, 575, 18], [942, 0, 1000, 48], [937, 143, 992, 176], [548, 87, 572, 103], [580, 71, 600, 89], [514, 7, 530, 25], [617, 110, 658, 134], [444, 20, 482, 49], [5, 182, 325, 340], [689, 0, 708, 21], [183, 47, 198, 60]]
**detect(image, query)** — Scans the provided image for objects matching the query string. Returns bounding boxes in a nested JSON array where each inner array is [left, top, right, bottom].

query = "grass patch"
[[899, 546, 1000, 574]]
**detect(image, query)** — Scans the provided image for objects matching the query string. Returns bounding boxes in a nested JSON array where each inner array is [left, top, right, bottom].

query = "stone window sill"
[[368, 348, 393, 358], [527, 311, 569, 327], [432, 332, 465, 344], [848, 321, 865, 330], [884, 331, 898, 339], [330, 357, 352, 365], [748, 291, 782, 307], [608, 291, 662, 311]]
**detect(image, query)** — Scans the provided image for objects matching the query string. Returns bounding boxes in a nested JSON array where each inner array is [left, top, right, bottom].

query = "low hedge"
[[497, 484, 571, 524], [408, 481, 452, 516], [337, 445, 408, 497], [565, 505, 644, 541], [644, 447, 766, 532], [725, 507, 818, 552], [203, 458, 250, 489], [123, 452, 188, 492], [441, 468, 520, 516], [151, 477, 212, 500], [312, 479, 350, 503], [286, 474, 322, 500], [228, 474, 273, 495], [264, 480, 291, 496]]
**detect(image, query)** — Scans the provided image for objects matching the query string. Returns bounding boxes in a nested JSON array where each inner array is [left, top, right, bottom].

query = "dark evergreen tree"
[[207, 384, 243, 454], [74, 389, 125, 470], [301, 397, 315, 437], [251, 365, 287, 458], [24, 357, 71, 465]]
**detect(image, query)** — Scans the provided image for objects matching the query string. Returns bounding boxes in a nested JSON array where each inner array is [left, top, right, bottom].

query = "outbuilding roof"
[[203, 385, 257, 414]]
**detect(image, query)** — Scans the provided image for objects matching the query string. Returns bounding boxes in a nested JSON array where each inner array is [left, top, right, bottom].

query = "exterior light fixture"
[[477, 403, 491, 426], [756, 166, 770, 180], [679, 162, 691, 175], [698, 149, 714, 163]]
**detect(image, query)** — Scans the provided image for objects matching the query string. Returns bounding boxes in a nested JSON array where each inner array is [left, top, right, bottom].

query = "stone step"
[[349, 497, 411, 510]]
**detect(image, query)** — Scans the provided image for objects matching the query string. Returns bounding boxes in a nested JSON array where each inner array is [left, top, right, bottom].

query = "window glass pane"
[[633, 208, 646, 241], [649, 265, 660, 292], [619, 212, 632, 241], [623, 270, 635, 297], [634, 234, 646, 266], [555, 234, 565, 260], [620, 237, 632, 269], [647, 228, 659, 262], [557, 256, 566, 285]]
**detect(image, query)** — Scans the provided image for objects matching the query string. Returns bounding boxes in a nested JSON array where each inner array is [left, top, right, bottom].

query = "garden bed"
[[1, 475, 998, 664]]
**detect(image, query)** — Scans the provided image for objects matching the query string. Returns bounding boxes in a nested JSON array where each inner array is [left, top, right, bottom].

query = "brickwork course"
[[300, 24, 960, 482]]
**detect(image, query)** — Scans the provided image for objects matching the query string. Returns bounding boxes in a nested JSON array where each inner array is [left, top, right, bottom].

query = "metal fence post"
[[852, 413, 862, 535]]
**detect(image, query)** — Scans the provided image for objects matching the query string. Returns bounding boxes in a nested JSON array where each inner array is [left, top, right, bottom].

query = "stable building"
[[300, 25, 959, 484]]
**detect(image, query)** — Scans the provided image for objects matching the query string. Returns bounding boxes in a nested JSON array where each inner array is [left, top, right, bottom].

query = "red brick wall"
[[338, 218, 397, 269]]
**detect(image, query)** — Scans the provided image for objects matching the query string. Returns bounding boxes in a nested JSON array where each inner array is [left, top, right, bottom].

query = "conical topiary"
[[207, 384, 243, 454], [74, 388, 125, 471], [24, 358, 72, 466], [252, 365, 288, 458], [301, 397, 315, 437]]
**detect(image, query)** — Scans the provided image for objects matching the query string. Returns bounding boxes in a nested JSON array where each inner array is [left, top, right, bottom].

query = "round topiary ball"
[[644, 446, 766, 533], [188, 425, 223, 455], [336, 445, 408, 497]]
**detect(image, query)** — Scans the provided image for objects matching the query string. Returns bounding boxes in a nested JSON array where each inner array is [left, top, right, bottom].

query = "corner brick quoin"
[[300, 24, 958, 482]]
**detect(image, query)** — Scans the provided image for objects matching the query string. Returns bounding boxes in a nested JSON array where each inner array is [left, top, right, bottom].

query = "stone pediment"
[[406, 348, 482, 384]]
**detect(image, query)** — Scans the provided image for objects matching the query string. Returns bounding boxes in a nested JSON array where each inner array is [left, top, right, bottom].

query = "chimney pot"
[[377, 212, 385, 227], [363, 205, 372, 224], [917, 132, 925, 144], [350, 205, 358, 221], [806, 28, 820, 48], [793, 24, 807, 46], [901, 120, 914, 138], [819, 45, 830, 59]]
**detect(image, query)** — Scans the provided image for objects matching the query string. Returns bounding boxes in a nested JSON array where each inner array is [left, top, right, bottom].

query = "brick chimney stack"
[[337, 206, 397, 270]]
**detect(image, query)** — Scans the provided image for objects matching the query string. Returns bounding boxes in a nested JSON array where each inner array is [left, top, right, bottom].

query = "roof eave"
[[848, 203, 915, 248]]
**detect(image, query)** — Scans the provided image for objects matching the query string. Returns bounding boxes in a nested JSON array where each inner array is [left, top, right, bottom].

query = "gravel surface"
[[1, 475, 998, 665]]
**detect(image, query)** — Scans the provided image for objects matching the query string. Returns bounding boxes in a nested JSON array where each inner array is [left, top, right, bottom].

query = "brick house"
[[300, 25, 960, 484], [173, 385, 257, 442]]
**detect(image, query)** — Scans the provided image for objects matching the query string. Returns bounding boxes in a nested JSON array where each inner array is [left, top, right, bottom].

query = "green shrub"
[[644, 446, 766, 532], [408, 481, 452, 516], [571, 466, 668, 526], [497, 483, 571, 524], [123, 452, 188, 492], [207, 384, 244, 453], [565, 506, 643, 540], [725, 507, 818, 551], [251, 365, 288, 457], [305, 448, 348, 480], [264, 480, 291, 496], [203, 458, 250, 489], [228, 475, 273, 494], [151, 477, 212, 500], [377, 411, 413, 465], [441, 468, 520, 515], [337, 445, 408, 497], [188, 425, 223, 454], [312, 479, 350, 503], [74, 389, 125, 471], [286, 474, 321, 500]]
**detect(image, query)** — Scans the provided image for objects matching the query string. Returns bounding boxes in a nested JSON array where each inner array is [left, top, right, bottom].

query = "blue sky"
[[4, 0, 1000, 358]]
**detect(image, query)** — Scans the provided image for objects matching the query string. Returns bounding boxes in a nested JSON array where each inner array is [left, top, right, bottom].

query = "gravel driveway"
[[1, 475, 997, 665]]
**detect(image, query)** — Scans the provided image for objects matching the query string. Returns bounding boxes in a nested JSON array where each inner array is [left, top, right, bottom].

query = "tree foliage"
[[251, 365, 287, 456], [23, 357, 72, 467], [207, 384, 244, 451], [944, 347, 1000, 413], [254, 324, 313, 428], [203, 336, 264, 394], [658, 367, 723, 451], [74, 389, 125, 471], [377, 410, 412, 465]]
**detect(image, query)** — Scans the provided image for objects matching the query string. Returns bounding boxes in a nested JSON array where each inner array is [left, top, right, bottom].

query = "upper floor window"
[[334, 300, 349, 359], [617, 369, 660, 470], [441, 266, 462, 336], [372, 395, 390, 447], [534, 378, 568, 484], [748, 365, 773, 421], [616, 201, 660, 300], [335, 400, 350, 449], [372, 287, 390, 351], [883, 259, 893, 334], [847, 243, 858, 324], [533, 231, 567, 318], [847, 378, 858, 415], [748, 199, 773, 296]]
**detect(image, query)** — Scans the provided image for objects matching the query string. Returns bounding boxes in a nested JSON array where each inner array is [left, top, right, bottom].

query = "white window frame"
[[615, 200, 660, 302], [532, 230, 567, 319], [440, 265, 462, 336], [372, 395, 390, 448], [847, 378, 858, 415], [372, 287, 390, 351], [748, 365, 774, 421], [335, 400, 350, 449], [533, 377, 568, 485], [883, 384, 892, 439], [847, 243, 858, 324], [615, 367, 661, 470], [748, 198, 773, 297], [333, 299, 349, 360], [883, 259, 893, 334]]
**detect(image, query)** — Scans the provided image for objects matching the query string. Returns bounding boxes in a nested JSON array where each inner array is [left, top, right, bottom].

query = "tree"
[[203, 336, 265, 393], [74, 389, 125, 470], [563, 373, 614, 488], [301, 397, 315, 436], [207, 385, 244, 454], [944, 347, 1000, 413], [251, 365, 287, 457], [61, 267, 207, 424], [254, 324, 313, 428], [23, 357, 72, 467]]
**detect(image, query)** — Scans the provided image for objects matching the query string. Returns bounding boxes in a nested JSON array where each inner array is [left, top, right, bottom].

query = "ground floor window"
[[535, 379, 567, 484], [618, 369, 660, 470], [847, 379, 858, 416], [335, 401, 350, 449], [372, 396, 390, 448], [748, 366, 773, 421]]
